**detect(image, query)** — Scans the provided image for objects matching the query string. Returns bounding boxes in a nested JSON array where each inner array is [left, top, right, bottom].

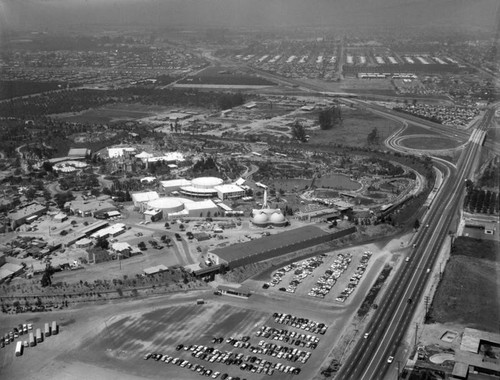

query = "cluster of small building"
[[1, 45, 207, 86], [394, 103, 480, 127]]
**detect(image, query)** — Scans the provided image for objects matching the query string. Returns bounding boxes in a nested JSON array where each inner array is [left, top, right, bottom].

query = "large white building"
[[107, 147, 136, 158], [160, 179, 192, 193], [214, 184, 246, 201], [131, 191, 160, 210], [145, 197, 219, 219]]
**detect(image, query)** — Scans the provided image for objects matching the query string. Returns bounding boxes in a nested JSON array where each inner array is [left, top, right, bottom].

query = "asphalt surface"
[[335, 106, 491, 380]]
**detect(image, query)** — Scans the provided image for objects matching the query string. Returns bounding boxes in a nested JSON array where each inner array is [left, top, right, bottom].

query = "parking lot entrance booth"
[[217, 284, 251, 299]]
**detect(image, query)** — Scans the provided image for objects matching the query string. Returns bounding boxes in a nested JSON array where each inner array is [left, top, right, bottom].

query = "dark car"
[[176, 344, 184, 351]]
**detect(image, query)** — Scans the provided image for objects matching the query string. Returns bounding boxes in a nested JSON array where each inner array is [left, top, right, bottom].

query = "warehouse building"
[[67, 199, 116, 217], [208, 226, 356, 269], [8, 202, 48, 228], [90, 223, 126, 239]]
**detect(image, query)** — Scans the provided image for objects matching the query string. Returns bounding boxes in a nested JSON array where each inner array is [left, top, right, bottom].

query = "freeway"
[[335, 110, 490, 379]]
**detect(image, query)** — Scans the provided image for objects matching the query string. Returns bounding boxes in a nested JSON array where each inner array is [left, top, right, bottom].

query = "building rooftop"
[[214, 184, 244, 193], [143, 264, 169, 275], [8, 203, 47, 221], [161, 179, 192, 188], [211, 225, 328, 263], [131, 191, 159, 203]]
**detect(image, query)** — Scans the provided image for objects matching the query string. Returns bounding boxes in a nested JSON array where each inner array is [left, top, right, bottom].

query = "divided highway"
[[335, 112, 489, 380]]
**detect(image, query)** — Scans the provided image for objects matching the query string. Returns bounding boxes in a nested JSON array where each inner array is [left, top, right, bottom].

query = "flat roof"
[[214, 184, 244, 193], [211, 225, 328, 263], [218, 284, 251, 294], [131, 191, 159, 203], [143, 264, 169, 275], [8, 203, 47, 221], [160, 179, 192, 188]]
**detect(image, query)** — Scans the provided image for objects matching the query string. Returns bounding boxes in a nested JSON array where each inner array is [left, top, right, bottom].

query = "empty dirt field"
[[428, 237, 500, 333]]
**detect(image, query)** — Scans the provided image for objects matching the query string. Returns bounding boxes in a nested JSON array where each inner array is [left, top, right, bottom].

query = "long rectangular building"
[[208, 226, 356, 269]]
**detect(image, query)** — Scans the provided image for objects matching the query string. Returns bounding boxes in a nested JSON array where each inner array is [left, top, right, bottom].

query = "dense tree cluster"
[[464, 188, 499, 214], [478, 159, 499, 189], [318, 105, 342, 130], [0, 87, 247, 118], [191, 156, 219, 176]]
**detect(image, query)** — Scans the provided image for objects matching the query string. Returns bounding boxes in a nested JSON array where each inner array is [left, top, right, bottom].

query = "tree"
[[367, 127, 380, 145], [291, 121, 307, 142], [25, 188, 37, 201], [414, 219, 420, 230], [318, 106, 342, 130], [41, 263, 54, 287], [95, 236, 109, 250], [42, 161, 53, 172]]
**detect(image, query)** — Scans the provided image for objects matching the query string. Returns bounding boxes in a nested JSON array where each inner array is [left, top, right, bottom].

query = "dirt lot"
[[0, 230, 413, 380], [428, 237, 500, 333]]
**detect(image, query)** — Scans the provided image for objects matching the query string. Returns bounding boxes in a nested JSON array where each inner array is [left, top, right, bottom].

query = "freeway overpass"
[[335, 110, 489, 380]]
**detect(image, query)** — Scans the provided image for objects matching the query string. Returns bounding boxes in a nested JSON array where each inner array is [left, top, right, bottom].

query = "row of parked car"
[[144, 352, 222, 378], [266, 255, 326, 292], [272, 312, 328, 335], [255, 339, 313, 363], [335, 251, 372, 303], [309, 252, 352, 299], [256, 325, 320, 347], [1, 323, 33, 347]]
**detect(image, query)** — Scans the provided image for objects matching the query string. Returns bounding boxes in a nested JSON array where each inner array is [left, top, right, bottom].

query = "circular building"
[[269, 212, 287, 227], [180, 176, 223, 198], [192, 177, 223, 189], [251, 209, 288, 227], [147, 197, 192, 214], [252, 212, 269, 227]]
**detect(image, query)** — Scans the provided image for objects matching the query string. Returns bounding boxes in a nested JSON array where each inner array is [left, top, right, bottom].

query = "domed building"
[[251, 209, 288, 227], [180, 176, 224, 198]]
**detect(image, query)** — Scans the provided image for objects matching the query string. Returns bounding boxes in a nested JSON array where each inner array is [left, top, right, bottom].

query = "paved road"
[[335, 107, 490, 379]]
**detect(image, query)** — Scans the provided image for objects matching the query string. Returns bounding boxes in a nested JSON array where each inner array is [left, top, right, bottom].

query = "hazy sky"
[[1, 0, 499, 32]]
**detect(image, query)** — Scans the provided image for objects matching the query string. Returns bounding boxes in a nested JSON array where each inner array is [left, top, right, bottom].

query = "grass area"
[[307, 107, 401, 148], [400, 136, 461, 150], [428, 237, 500, 333], [57, 105, 155, 124], [400, 124, 442, 137]]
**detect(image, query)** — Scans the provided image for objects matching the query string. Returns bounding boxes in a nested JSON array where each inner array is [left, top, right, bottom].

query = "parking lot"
[[263, 249, 374, 304], [136, 306, 332, 380]]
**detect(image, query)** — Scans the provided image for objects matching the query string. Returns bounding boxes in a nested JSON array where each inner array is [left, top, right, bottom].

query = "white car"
[[387, 356, 394, 363]]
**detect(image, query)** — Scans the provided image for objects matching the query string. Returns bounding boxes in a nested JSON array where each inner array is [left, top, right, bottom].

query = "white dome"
[[269, 212, 286, 224], [252, 212, 269, 225], [191, 177, 223, 189], [147, 197, 192, 213]]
